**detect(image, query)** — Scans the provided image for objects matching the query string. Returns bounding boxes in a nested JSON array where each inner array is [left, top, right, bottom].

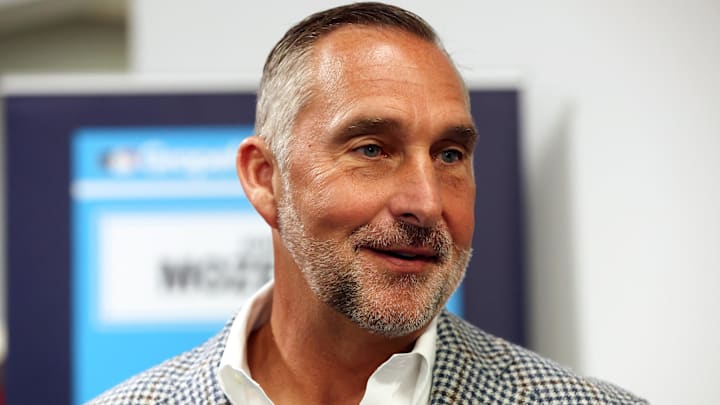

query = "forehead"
[[293, 26, 471, 134], [311, 25, 463, 89]]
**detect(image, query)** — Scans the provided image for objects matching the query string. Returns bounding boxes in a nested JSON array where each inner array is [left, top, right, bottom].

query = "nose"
[[388, 155, 442, 228]]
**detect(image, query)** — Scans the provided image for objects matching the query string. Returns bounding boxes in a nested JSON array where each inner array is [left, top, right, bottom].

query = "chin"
[[347, 288, 446, 338]]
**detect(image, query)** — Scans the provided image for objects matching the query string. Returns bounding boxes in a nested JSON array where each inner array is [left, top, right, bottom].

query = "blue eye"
[[358, 144, 382, 158], [440, 149, 463, 163]]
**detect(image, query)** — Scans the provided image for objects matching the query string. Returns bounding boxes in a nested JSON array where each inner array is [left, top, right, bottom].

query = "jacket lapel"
[[429, 311, 515, 403], [172, 318, 234, 404]]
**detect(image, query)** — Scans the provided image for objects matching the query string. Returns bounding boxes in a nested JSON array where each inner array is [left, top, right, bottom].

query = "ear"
[[236, 136, 280, 229]]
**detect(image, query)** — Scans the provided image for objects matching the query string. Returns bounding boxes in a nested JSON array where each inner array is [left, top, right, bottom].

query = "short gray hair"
[[254, 2, 449, 171]]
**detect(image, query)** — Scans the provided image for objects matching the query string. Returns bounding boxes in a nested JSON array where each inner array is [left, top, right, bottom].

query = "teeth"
[[394, 252, 418, 259]]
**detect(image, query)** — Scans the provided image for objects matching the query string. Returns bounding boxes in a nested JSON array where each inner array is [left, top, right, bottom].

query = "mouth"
[[365, 247, 440, 263]]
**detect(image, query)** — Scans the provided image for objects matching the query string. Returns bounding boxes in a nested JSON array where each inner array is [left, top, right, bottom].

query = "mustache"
[[350, 220, 453, 262]]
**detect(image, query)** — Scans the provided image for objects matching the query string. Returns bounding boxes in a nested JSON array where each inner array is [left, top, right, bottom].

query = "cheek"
[[444, 185, 475, 249], [291, 167, 386, 231]]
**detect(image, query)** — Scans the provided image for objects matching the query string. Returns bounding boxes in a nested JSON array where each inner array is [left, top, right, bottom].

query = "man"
[[92, 3, 647, 404]]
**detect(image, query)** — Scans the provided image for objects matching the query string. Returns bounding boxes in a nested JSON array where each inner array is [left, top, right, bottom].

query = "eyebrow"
[[336, 116, 477, 146], [336, 117, 402, 141], [444, 124, 478, 148]]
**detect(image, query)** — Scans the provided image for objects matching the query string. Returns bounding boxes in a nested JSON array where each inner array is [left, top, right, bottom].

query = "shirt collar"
[[361, 316, 437, 405], [218, 281, 274, 403], [218, 280, 437, 405]]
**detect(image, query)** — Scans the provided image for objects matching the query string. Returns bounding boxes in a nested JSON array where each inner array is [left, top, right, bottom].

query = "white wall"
[[131, 1, 720, 403]]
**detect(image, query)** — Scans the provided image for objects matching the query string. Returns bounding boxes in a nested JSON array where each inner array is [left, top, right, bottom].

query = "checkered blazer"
[[90, 311, 647, 404]]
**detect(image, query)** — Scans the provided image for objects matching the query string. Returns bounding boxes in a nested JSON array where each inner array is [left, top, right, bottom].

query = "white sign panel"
[[99, 212, 272, 324]]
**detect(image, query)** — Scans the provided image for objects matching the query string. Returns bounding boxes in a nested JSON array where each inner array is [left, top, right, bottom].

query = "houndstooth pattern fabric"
[[430, 313, 647, 404], [90, 311, 648, 404]]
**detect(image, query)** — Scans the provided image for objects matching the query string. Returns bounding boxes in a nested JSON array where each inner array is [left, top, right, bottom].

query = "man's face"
[[276, 26, 476, 337]]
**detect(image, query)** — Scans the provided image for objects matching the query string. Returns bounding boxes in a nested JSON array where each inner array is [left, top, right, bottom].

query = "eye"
[[439, 149, 463, 164], [355, 144, 384, 159]]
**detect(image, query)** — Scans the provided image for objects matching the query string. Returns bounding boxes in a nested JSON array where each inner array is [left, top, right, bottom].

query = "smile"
[[366, 247, 439, 263]]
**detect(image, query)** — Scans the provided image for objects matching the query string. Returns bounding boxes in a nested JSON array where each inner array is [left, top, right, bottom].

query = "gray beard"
[[276, 189, 471, 337]]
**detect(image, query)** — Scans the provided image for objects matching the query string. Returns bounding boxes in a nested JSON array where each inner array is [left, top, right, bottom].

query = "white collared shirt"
[[218, 281, 437, 405]]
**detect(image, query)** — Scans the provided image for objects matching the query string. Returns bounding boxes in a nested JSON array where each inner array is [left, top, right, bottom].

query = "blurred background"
[[1, 0, 719, 404]]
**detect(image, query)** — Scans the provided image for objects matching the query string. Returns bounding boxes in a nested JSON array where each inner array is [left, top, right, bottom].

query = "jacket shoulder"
[[88, 325, 230, 405], [432, 311, 648, 404]]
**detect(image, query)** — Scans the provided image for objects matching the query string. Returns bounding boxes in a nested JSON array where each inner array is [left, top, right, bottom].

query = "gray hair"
[[254, 2, 451, 171]]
